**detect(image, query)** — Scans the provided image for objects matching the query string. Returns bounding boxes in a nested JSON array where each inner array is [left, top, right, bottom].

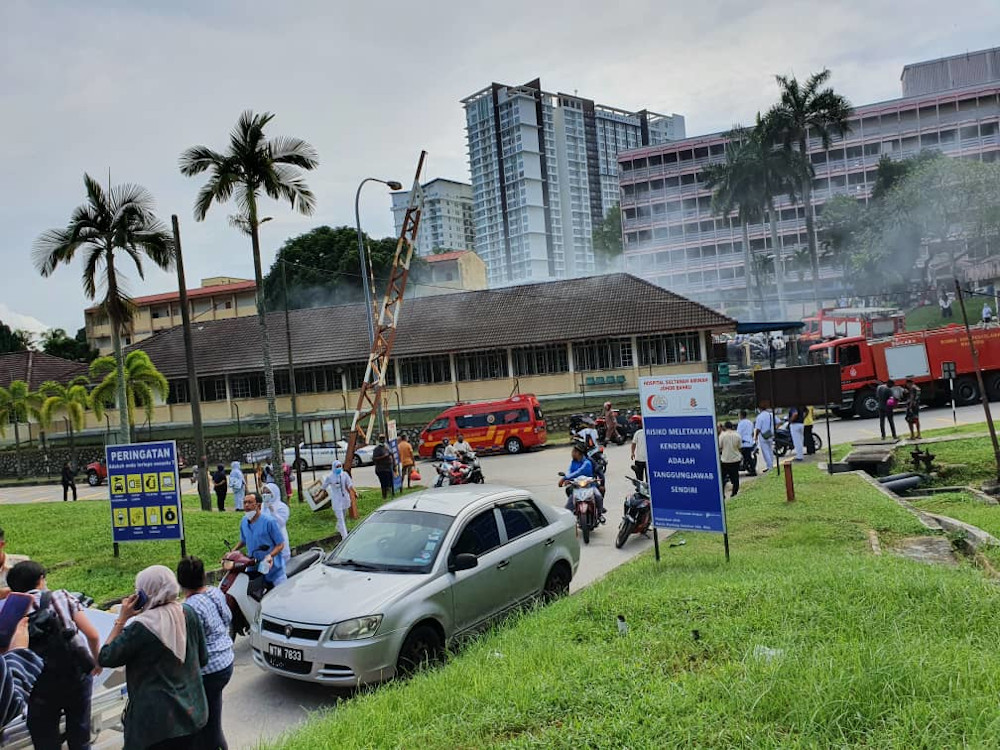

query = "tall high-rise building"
[[618, 49, 1000, 316], [390, 178, 475, 255], [463, 78, 685, 286]]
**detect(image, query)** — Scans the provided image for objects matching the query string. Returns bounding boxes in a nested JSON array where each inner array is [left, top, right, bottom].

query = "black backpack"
[[27, 591, 94, 678]]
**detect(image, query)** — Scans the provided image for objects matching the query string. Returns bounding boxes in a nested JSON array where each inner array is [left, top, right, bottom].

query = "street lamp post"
[[354, 177, 402, 437]]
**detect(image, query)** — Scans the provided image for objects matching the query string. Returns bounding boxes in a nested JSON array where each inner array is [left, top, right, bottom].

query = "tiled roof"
[[132, 273, 735, 378], [0, 351, 89, 390], [85, 280, 256, 313], [424, 251, 470, 263]]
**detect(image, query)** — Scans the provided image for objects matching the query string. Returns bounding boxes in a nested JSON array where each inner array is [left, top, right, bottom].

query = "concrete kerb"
[[851, 470, 943, 532]]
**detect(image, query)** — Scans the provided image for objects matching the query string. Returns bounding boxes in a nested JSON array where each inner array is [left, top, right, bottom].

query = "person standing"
[[904, 378, 922, 440], [98, 565, 208, 750], [984, 302, 994, 325], [397, 435, 416, 489], [371, 436, 395, 500], [718, 422, 743, 497], [876, 378, 897, 440], [321, 460, 357, 539], [803, 405, 816, 455], [282, 462, 293, 500], [8, 561, 102, 750], [602, 401, 619, 444], [236, 493, 287, 589], [736, 410, 757, 475], [61, 462, 77, 502], [227, 461, 245, 512], [262, 483, 291, 565], [211, 464, 228, 512], [754, 404, 775, 473], [630, 421, 647, 481], [177, 556, 233, 750], [789, 405, 806, 461]]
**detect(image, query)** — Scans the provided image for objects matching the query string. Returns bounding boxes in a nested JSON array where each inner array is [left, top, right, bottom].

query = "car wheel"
[[294, 458, 308, 472], [396, 623, 443, 677], [955, 376, 980, 406], [352, 455, 362, 468], [504, 437, 523, 455], [542, 562, 571, 601], [87, 471, 100, 487], [986, 372, 1000, 402], [854, 390, 879, 419], [433, 445, 444, 460]]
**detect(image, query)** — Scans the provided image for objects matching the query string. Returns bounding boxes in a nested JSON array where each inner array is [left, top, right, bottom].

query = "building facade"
[[412, 251, 488, 297], [618, 52, 1000, 317], [84, 277, 257, 355], [463, 78, 685, 286], [390, 178, 475, 255]]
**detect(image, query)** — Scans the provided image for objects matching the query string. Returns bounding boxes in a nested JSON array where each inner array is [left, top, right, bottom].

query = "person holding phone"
[[99, 565, 208, 750], [7, 561, 101, 750], [235, 492, 286, 588]]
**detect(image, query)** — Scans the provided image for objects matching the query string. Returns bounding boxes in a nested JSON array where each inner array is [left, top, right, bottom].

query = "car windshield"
[[325, 509, 453, 573]]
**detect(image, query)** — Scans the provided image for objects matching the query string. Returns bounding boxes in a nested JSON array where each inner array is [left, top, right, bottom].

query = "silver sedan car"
[[250, 485, 580, 685]]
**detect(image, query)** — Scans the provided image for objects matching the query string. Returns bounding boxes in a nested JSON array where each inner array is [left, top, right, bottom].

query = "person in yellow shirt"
[[718, 422, 744, 497], [803, 405, 816, 456]]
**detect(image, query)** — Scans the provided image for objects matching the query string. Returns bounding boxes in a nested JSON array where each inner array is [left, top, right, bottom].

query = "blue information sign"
[[639, 374, 727, 534], [106, 440, 184, 543]]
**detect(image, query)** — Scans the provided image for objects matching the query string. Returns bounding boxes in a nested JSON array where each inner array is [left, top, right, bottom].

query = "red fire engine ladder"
[[344, 151, 426, 516]]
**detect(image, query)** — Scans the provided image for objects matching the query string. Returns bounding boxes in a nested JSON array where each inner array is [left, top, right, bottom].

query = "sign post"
[[942, 361, 957, 425], [106, 440, 185, 558], [639, 374, 728, 562]]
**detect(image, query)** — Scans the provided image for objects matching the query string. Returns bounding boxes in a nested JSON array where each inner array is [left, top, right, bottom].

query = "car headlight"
[[329, 615, 382, 641]]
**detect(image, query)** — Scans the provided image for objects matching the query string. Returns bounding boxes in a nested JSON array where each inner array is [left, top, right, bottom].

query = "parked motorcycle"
[[559, 473, 601, 544], [220, 541, 323, 639], [773, 427, 823, 457], [594, 413, 628, 445], [615, 475, 652, 549]]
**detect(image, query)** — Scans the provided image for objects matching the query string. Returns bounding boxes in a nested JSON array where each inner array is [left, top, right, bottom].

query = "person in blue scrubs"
[[236, 492, 286, 588]]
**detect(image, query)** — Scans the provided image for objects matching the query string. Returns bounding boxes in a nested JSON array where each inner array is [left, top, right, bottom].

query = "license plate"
[[267, 643, 303, 661]]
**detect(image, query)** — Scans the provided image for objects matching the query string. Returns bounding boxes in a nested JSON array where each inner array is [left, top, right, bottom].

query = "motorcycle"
[[615, 475, 652, 549], [773, 426, 823, 457], [594, 412, 628, 445], [432, 451, 486, 487], [559, 473, 601, 544], [220, 541, 324, 639]]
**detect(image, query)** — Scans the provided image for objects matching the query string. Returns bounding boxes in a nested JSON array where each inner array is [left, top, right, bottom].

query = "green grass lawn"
[[894, 434, 997, 487], [905, 304, 949, 331], [266, 465, 1000, 749], [909, 492, 1000, 537], [0, 486, 411, 603]]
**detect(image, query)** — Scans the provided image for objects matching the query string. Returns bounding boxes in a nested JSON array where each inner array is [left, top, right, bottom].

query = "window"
[[455, 350, 509, 381], [512, 344, 568, 376], [499, 499, 547, 541], [637, 332, 702, 366], [346, 361, 395, 390], [427, 417, 450, 432], [399, 355, 451, 385], [572, 338, 633, 370], [837, 344, 861, 367], [452, 510, 501, 557], [198, 376, 227, 402], [166, 379, 189, 404]]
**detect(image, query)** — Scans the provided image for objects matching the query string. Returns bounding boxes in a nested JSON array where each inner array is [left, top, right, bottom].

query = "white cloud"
[[0, 303, 50, 336]]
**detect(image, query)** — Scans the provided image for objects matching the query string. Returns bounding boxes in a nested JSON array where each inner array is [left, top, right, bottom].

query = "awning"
[[735, 321, 806, 334]]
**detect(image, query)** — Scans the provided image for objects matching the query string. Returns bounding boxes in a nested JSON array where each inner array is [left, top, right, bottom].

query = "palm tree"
[[702, 126, 767, 317], [39, 377, 90, 468], [89, 351, 168, 441], [33, 174, 174, 445], [762, 69, 853, 304], [0, 380, 43, 477], [179, 111, 318, 499]]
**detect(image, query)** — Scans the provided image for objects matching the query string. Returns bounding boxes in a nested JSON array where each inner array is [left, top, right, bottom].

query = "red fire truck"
[[801, 307, 906, 342], [809, 324, 1000, 418]]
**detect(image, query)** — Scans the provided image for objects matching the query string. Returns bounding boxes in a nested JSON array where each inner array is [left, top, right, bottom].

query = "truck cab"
[[809, 336, 880, 417]]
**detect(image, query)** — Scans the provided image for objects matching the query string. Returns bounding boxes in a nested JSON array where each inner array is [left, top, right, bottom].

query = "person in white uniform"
[[262, 482, 291, 563], [321, 460, 357, 540], [754, 406, 776, 472]]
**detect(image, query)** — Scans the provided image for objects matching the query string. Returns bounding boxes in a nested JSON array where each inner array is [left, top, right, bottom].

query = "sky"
[[3, 0, 999, 335]]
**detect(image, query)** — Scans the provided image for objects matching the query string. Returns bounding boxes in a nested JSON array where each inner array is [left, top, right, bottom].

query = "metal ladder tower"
[[343, 151, 426, 516]]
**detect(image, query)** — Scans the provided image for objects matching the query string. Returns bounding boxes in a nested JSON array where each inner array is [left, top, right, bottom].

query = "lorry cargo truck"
[[809, 324, 1000, 418]]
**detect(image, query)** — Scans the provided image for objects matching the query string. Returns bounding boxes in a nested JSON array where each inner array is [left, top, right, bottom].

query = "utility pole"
[[282, 262, 303, 502], [173, 216, 212, 511], [955, 279, 1000, 487]]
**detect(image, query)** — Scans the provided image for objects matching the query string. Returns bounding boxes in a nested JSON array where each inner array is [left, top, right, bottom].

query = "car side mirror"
[[448, 552, 478, 573]]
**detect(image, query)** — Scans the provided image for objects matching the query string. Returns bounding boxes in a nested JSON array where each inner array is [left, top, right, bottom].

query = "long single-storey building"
[[129, 273, 735, 427]]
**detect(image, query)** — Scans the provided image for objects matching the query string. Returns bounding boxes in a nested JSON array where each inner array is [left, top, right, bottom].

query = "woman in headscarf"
[[262, 481, 291, 564], [227, 461, 245, 512], [99, 565, 208, 750]]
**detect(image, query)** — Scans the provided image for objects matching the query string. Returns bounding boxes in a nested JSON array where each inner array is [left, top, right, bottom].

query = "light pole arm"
[[355, 178, 381, 348]]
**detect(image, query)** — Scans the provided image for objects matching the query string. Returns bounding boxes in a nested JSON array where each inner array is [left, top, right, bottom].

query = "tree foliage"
[[0, 321, 29, 354], [89, 350, 168, 428], [592, 205, 623, 267], [40, 328, 98, 363]]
